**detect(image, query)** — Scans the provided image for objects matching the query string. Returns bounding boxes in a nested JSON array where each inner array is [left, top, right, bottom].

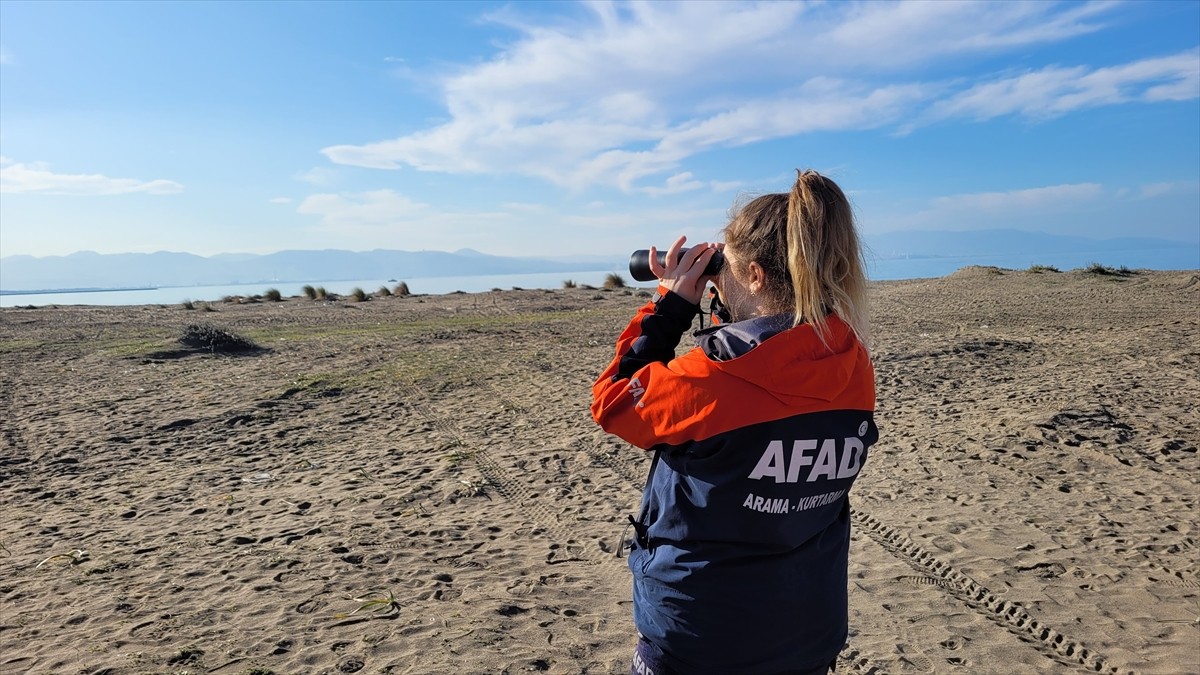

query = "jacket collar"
[[695, 313, 795, 361]]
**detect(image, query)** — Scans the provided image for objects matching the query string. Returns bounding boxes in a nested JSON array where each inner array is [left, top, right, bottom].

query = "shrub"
[[201, 302, 217, 312], [179, 324, 260, 353], [393, 281, 411, 297], [182, 299, 195, 310], [1084, 260, 1137, 276], [603, 273, 627, 289], [376, 286, 392, 297], [350, 287, 369, 302], [302, 285, 318, 300], [1028, 264, 1060, 273], [315, 286, 328, 300], [264, 288, 283, 302], [562, 280, 577, 289]]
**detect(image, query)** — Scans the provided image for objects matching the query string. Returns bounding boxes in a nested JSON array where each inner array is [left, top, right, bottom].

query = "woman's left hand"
[[648, 236, 720, 306]]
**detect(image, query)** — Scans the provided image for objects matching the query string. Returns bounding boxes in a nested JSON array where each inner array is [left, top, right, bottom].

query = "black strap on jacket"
[[615, 449, 661, 557]]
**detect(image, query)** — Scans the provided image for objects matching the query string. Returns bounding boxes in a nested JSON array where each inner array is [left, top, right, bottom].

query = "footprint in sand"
[[896, 643, 935, 672]]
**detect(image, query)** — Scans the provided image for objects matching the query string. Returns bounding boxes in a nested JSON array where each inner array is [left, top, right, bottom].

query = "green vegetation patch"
[[0, 339, 45, 353], [244, 309, 583, 344], [1081, 262, 1138, 277], [101, 337, 175, 358]]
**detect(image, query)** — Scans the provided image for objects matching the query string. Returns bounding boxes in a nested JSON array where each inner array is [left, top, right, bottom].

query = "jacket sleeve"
[[591, 286, 710, 450]]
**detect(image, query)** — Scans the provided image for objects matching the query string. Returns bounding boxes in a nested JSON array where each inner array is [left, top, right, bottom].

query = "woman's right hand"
[[648, 236, 720, 306]]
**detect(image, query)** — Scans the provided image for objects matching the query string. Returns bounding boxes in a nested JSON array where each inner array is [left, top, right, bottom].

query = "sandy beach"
[[0, 268, 1196, 675]]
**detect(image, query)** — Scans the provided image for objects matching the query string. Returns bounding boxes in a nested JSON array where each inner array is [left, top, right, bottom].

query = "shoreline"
[[1, 263, 1194, 310], [0, 286, 159, 295]]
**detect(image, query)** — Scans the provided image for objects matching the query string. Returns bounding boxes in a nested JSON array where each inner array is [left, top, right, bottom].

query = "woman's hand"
[[648, 236, 720, 306]]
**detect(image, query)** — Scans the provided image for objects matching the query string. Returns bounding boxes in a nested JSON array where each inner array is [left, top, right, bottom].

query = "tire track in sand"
[[479, 377, 649, 491], [851, 508, 1128, 674], [395, 377, 597, 566]]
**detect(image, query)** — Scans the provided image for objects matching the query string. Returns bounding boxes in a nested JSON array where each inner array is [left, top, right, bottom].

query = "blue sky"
[[1, 0, 1197, 259]]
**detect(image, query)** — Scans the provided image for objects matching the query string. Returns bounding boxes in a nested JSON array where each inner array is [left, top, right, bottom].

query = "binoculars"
[[628, 248, 725, 282]]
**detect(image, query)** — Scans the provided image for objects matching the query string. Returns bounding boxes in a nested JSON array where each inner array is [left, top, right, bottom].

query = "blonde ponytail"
[[722, 169, 870, 351], [786, 170, 870, 349]]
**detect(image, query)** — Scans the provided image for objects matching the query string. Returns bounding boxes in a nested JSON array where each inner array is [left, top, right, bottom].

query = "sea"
[[1, 247, 1196, 308]]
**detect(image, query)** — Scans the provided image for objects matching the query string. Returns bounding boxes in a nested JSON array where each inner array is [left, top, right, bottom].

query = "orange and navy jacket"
[[592, 287, 877, 674]]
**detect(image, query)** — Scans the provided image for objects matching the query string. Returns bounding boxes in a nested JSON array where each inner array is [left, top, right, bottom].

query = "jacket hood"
[[695, 313, 867, 406]]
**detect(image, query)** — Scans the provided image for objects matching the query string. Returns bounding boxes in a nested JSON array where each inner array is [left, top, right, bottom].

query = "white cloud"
[[500, 202, 549, 213], [558, 204, 729, 238], [288, 186, 732, 255], [0, 160, 183, 195], [269, 197, 293, 204], [872, 178, 1199, 239], [641, 172, 705, 197], [921, 49, 1200, 124], [871, 182, 1108, 233], [293, 189, 542, 251], [1138, 181, 1200, 198], [294, 167, 337, 185], [930, 183, 1104, 211], [320, 2, 1188, 193], [296, 189, 428, 229], [816, 1, 1115, 68]]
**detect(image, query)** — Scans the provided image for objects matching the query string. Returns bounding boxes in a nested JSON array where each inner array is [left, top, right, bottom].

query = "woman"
[[592, 170, 877, 675]]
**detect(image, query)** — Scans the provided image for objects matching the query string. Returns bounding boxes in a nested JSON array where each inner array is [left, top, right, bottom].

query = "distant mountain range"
[[0, 248, 615, 292], [1, 230, 1195, 292]]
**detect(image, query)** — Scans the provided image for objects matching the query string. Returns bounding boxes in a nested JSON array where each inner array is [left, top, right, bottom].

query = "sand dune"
[[1, 269, 1196, 674]]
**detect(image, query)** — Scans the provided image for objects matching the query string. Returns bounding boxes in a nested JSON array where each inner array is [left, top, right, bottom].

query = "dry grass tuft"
[[603, 273, 627, 289]]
